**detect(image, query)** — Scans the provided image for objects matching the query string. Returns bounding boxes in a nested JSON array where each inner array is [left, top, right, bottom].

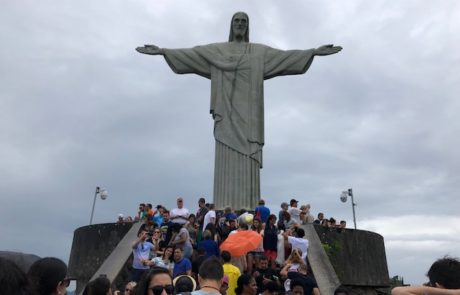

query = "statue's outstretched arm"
[[313, 44, 342, 56], [136, 44, 164, 55]]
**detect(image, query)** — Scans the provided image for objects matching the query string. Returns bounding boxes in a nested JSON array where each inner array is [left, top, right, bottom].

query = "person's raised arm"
[[313, 44, 342, 56], [136, 44, 164, 55], [392, 286, 460, 295]]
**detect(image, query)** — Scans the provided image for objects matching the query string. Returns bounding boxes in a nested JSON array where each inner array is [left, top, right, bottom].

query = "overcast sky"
[[1, 0, 460, 285]]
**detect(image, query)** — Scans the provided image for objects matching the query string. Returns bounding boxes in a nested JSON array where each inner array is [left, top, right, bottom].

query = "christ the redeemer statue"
[[136, 12, 342, 210]]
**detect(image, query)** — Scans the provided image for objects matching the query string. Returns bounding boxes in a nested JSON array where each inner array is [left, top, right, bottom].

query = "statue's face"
[[232, 13, 248, 38]]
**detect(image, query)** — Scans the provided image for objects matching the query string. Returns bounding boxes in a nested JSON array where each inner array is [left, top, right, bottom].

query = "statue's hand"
[[314, 44, 342, 56], [136, 44, 163, 55]]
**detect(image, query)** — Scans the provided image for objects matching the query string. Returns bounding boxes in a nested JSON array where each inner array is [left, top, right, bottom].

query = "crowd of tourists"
[[2, 193, 460, 295]]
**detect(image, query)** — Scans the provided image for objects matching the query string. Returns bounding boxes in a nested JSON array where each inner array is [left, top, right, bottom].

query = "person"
[[235, 274, 257, 295], [334, 285, 350, 295], [136, 12, 342, 210], [339, 220, 346, 229], [288, 199, 301, 224], [85, 276, 112, 295], [254, 199, 270, 224], [281, 263, 319, 295], [153, 205, 165, 227], [138, 203, 146, 220], [117, 214, 125, 224], [290, 279, 305, 295], [313, 213, 324, 225], [219, 218, 237, 242], [392, 256, 460, 295], [197, 230, 219, 257], [278, 202, 289, 223], [146, 245, 174, 274], [192, 247, 207, 279], [173, 275, 197, 293], [224, 207, 237, 221], [220, 276, 230, 295], [193, 257, 224, 295], [262, 281, 278, 295], [135, 267, 174, 295], [0, 256, 36, 295], [27, 257, 69, 295], [202, 204, 216, 232], [222, 251, 241, 295], [284, 228, 309, 260], [123, 281, 137, 295], [195, 198, 209, 241], [170, 223, 193, 259], [185, 214, 198, 245], [252, 256, 281, 293], [172, 248, 192, 278], [230, 223, 249, 273], [170, 197, 190, 225], [132, 230, 156, 281], [263, 214, 278, 268], [247, 217, 264, 274], [160, 210, 174, 248]]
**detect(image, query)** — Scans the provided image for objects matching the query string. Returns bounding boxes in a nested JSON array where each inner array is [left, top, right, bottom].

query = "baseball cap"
[[290, 199, 298, 205]]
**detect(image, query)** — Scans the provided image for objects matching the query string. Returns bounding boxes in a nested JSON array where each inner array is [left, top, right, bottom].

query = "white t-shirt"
[[202, 210, 216, 230], [288, 207, 301, 224], [288, 236, 309, 260], [170, 207, 190, 224]]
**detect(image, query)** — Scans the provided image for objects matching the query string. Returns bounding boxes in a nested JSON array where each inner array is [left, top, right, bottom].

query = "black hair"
[[296, 228, 305, 238], [235, 274, 253, 295], [0, 257, 36, 295], [221, 251, 232, 262], [265, 281, 278, 293], [86, 276, 111, 295], [171, 223, 183, 233], [174, 276, 195, 293], [27, 257, 67, 295], [136, 267, 172, 295], [267, 214, 277, 222], [259, 255, 268, 262], [334, 285, 350, 295], [290, 279, 305, 293], [198, 257, 224, 281], [427, 256, 460, 289]]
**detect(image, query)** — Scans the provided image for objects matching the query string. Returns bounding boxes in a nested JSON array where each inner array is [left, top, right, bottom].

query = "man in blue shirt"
[[255, 199, 270, 224], [173, 247, 192, 278], [131, 230, 155, 281]]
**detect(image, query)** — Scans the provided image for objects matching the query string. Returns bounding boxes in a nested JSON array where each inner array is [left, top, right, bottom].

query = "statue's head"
[[229, 12, 249, 42]]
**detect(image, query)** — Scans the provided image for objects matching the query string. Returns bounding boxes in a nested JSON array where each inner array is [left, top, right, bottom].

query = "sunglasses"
[[150, 285, 174, 295], [125, 288, 133, 292]]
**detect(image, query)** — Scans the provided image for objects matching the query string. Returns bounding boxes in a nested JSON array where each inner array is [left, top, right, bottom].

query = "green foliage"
[[322, 240, 341, 258]]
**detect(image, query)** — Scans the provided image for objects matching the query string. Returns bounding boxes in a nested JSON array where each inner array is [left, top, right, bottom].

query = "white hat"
[[118, 213, 124, 218]]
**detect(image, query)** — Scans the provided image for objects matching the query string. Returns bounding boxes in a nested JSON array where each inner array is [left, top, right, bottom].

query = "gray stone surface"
[[314, 226, 390, 287], [68, 222, 138, 294], [301, 224, 341, 295], [136, 12, 342, 209]]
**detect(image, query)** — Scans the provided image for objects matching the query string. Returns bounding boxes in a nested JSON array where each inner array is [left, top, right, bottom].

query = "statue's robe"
[[163, 42, 315, 209]]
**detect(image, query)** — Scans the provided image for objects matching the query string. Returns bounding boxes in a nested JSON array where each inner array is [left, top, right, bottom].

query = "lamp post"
[[89, 186, 108, 225], [340, 188, 357, 229]]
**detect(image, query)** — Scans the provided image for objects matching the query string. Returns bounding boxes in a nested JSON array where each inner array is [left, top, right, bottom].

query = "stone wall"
[[67, 222, 134, 293], [314, 225, 390, 287]]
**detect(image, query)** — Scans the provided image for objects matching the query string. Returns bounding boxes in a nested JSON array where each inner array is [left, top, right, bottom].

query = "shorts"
[[264, 249, 277, 261]]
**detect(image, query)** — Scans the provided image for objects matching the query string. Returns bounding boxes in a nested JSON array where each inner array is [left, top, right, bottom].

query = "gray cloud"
[[1, 0, 459, 285]]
